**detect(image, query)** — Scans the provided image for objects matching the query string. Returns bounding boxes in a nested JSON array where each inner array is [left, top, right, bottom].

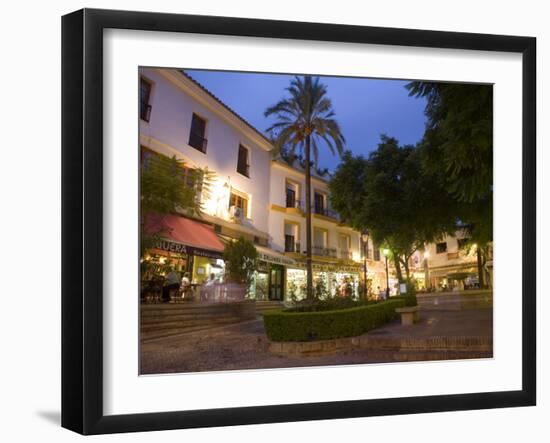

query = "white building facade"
[[140, 67, 279, 290], [423, 233, 493, 290], [268, 159, 389, 300]]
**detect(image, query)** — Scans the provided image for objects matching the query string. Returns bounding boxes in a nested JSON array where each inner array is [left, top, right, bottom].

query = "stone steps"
[[140, 300, 256, 342], [142, 311, 244, 321], [141, 325, 226, 342], [141, 317, 239, 333]]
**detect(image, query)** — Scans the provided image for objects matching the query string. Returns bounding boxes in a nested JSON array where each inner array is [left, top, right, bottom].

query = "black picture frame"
[[61, 8, 536, 435]]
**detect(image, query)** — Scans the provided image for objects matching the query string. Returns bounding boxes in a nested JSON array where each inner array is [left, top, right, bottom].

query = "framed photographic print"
[[61, 8, 536, 435]]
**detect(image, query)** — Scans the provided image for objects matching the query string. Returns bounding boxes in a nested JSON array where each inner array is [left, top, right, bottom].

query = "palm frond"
[[265, 75, 346, 168]]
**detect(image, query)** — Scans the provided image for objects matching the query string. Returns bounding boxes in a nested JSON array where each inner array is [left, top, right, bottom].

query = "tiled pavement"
[[140, 293, 492, 375]]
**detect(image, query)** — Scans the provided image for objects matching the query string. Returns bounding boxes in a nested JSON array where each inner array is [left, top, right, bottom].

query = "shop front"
[[411, 271, 426, 290], [428, 266, 478, 291], [142, 214, 226, 301], [250, 246, 296, 301], [365, 268, 390, 298], [285, 261, 362, 301]]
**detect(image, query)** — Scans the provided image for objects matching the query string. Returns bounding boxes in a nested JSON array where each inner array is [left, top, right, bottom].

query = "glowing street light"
[[423, 250, 431, 290], [383, 248, 390, 299], [361, 230, 369, 300]]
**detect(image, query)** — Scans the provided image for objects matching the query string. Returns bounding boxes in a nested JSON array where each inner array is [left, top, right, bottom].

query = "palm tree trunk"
[[305, 135, 313, 299]]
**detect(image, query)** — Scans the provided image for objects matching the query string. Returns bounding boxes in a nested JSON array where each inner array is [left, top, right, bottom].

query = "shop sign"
[[188, 246, 224, 260], [156, 239, 223, 260], [156, 239, 188, 254], [291, 262, 361, 273], [257, 251, 295, 266], [256, 261, 269, 272]]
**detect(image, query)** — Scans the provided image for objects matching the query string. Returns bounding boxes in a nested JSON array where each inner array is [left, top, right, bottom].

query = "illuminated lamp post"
[[361, 230, 369, 300], [423, 250, 430, 290], [383, 248, 390, 299]]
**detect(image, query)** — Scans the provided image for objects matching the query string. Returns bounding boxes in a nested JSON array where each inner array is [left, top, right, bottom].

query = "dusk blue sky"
[[185, 69, 428, 172]]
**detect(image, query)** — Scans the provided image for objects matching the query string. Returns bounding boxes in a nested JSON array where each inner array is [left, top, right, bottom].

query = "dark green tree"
[[223, 237, 258, 292], [330, 136, 456, 281], [407, 82, 493, 287], [265, 76, 345, 299]]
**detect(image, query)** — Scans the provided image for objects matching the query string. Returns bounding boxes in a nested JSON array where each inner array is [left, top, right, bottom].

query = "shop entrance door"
[[269, 265, 284, 301]]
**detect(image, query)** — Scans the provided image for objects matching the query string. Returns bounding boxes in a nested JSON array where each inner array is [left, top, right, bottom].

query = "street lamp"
[[383, 248, 390, 299], [423, 250, 430, 290], [361, 230, 369, 300]]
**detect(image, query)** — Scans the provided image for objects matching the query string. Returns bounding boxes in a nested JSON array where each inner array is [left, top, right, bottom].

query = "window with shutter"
[[237, 144, 250, 177], [314, 192, 325, 214], [140, 78, 152, 121], [189, 113, 207, 153]]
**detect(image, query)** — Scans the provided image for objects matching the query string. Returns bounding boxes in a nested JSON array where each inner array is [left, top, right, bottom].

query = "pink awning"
[[146, 214, 225, 257]]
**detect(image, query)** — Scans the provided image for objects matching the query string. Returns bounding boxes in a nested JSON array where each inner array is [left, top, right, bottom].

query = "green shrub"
[[288, 297, 370, 312], [263, 298, 406, 342]]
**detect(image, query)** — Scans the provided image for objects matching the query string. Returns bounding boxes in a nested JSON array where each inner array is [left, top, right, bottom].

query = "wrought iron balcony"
[[188, 131, 208, 153], [284, 240, 301, 253], [313, 206, 339, 220], [313, 246, 337, 258], [285, 194, 302, 209], [140, 102, 152, 122], [339, 249, 353, 260], [237, 163, 250, 177]]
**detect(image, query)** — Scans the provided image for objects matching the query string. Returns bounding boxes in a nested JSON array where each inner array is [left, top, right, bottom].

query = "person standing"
[[180, 272, 191, 300], [162, 269, 180, 303], [203, 273, 216, 302]]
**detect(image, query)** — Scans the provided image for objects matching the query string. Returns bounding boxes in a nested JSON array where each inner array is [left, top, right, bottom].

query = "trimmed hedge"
[[286, 297, 370, 313], [263, 298, 407, 342]]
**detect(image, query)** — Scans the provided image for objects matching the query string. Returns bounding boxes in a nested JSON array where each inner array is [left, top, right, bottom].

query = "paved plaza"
[[140, 293, 493, 374]]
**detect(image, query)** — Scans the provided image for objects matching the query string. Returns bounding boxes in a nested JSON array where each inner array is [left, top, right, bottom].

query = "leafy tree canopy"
[[407, 82, 493, 244], [330, 135, 457, 280], [141, 154, 199, 217]]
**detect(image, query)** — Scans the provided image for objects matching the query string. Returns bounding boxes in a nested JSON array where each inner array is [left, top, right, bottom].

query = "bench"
[[395, 306, 420, 325]]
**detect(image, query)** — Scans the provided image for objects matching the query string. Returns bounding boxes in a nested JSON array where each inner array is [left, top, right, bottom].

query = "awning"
[[146, 214, 225, 259], [255, 246, 296, 266]]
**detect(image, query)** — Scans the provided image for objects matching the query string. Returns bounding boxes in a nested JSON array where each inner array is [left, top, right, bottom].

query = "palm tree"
[[265, 76, 345, 299]]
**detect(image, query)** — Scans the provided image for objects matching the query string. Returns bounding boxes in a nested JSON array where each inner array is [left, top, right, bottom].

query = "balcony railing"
[[285, 195, 302, 210], [313, 206, 339, 220], [313, 246, 337, 258], [237, 163, 250, 177], [188, 131, 208, 153], [140, 102, 152, 122], [284, 241, 301, 253], [339, 249, 353, 260]]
